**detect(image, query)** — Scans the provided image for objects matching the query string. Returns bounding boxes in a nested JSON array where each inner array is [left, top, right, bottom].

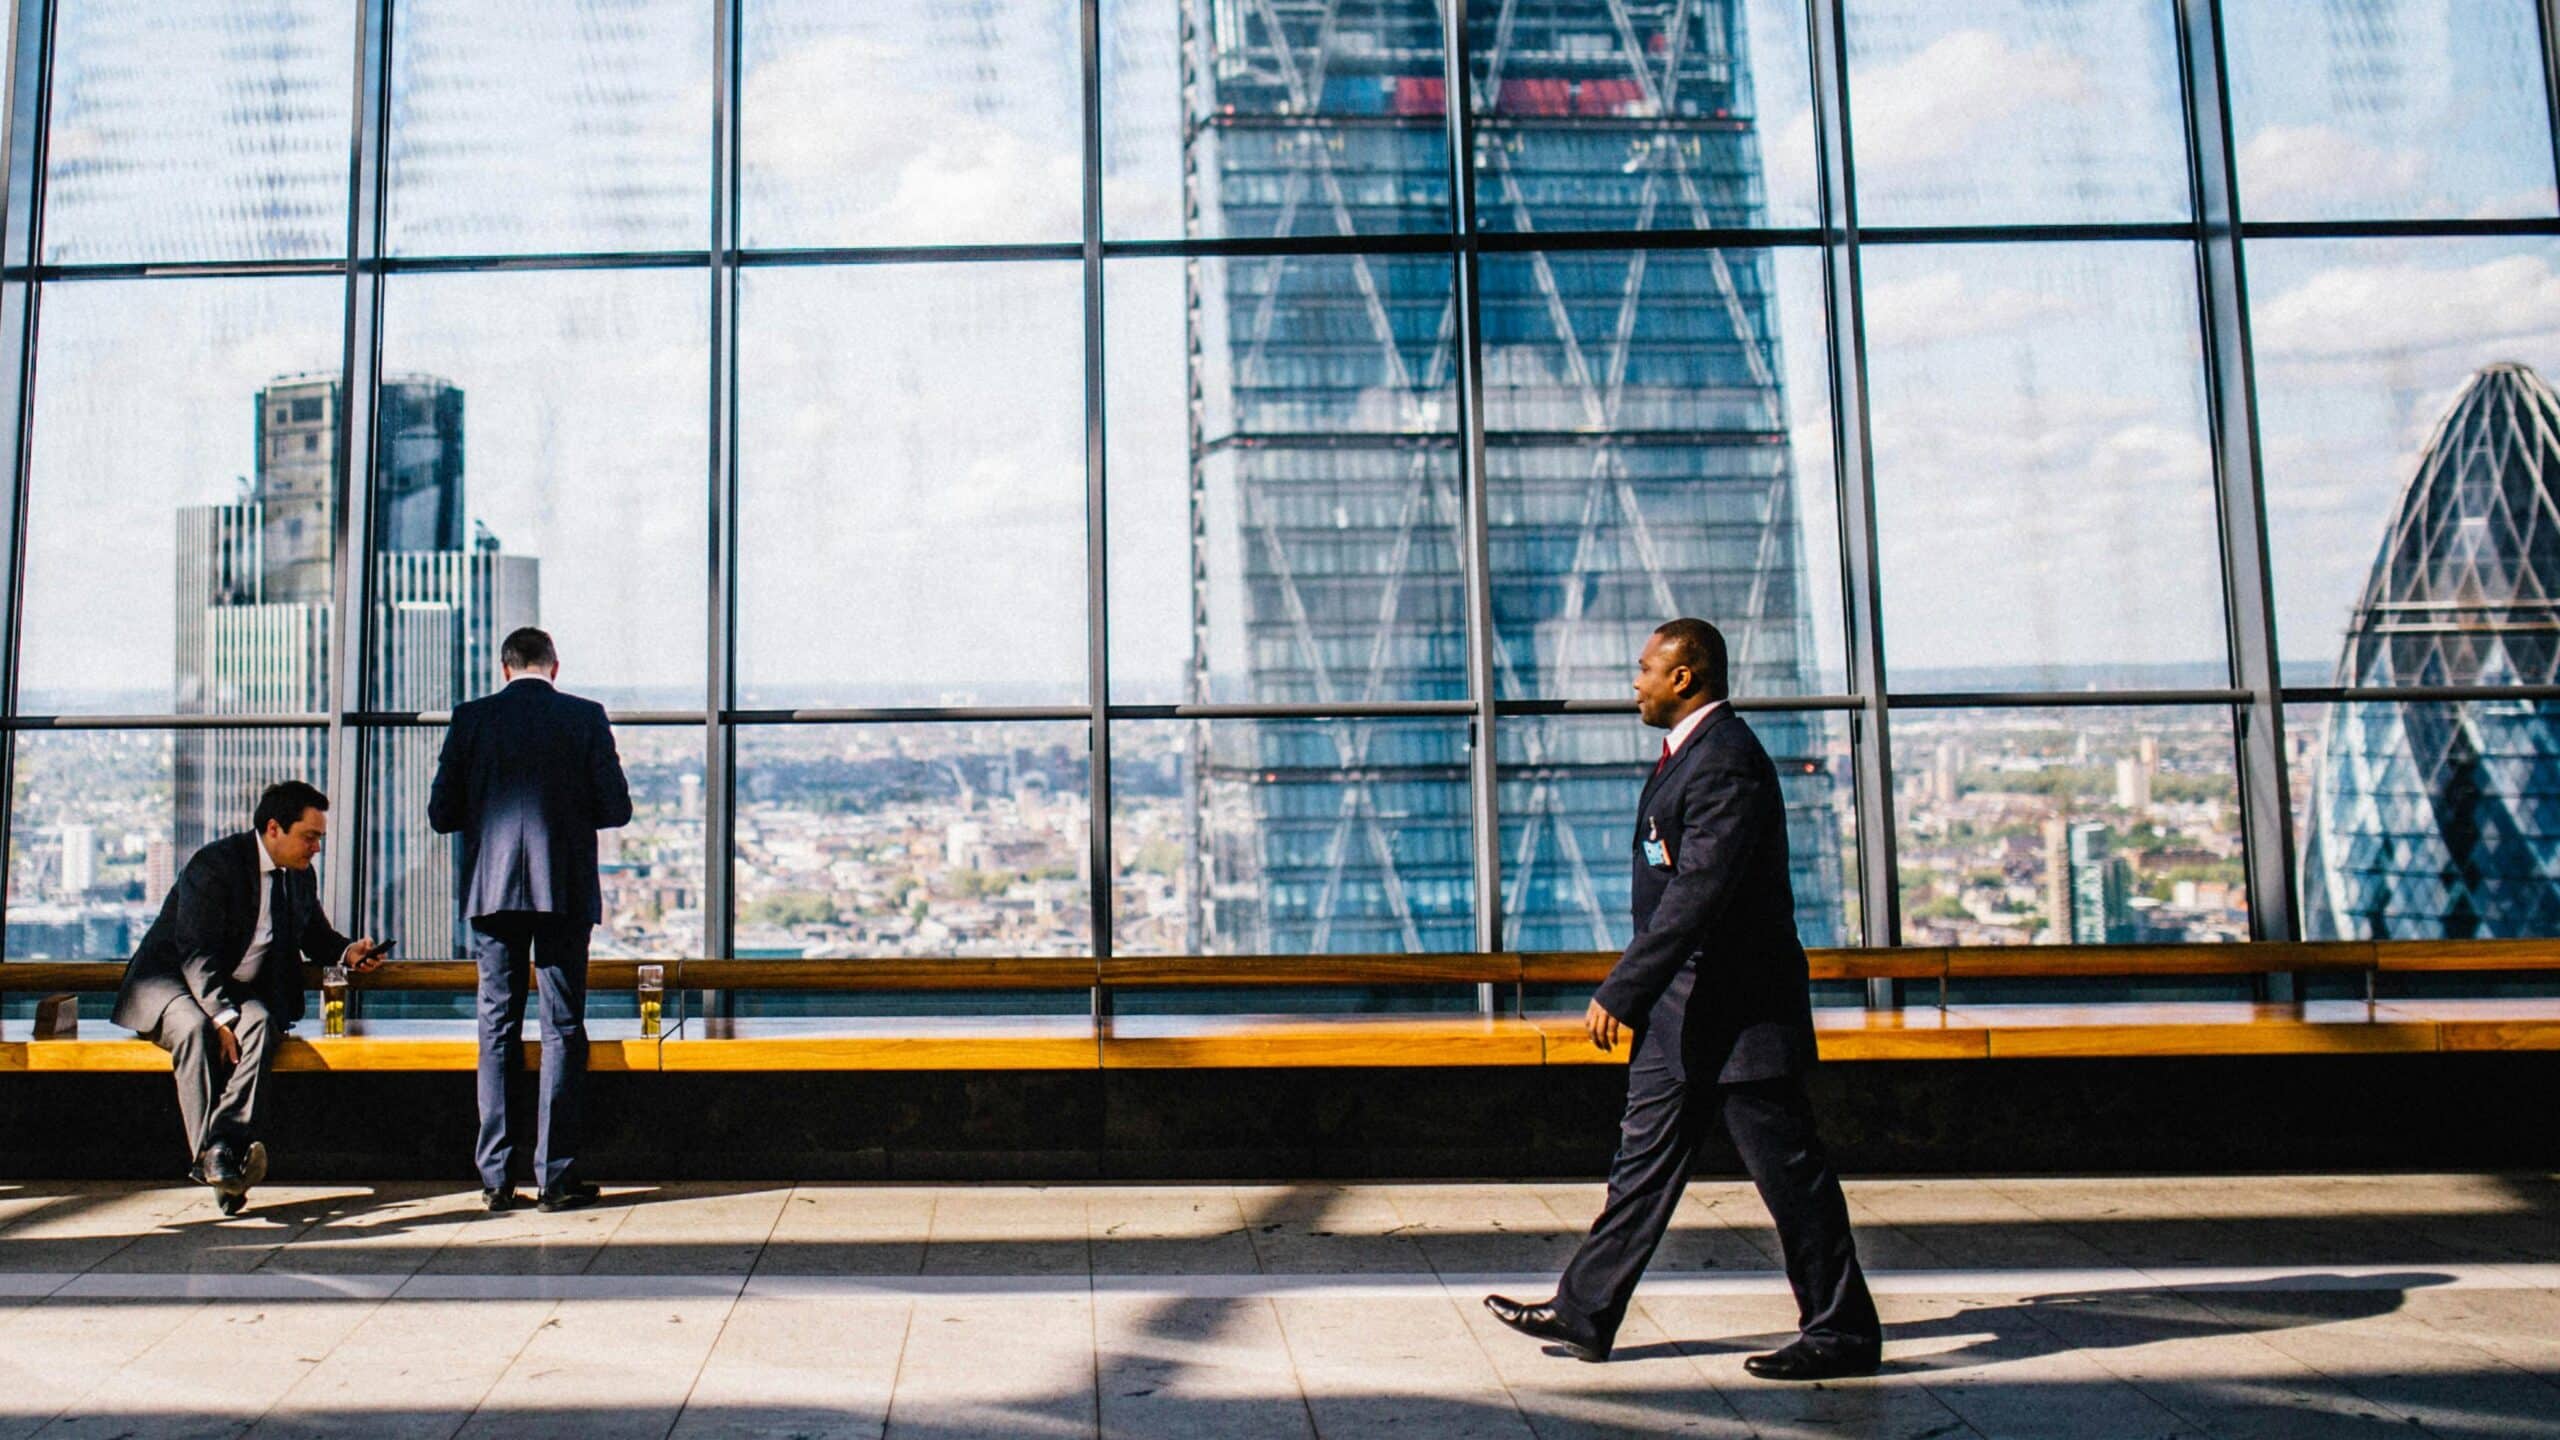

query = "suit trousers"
[[472, 914, 591, 1192], [145, 994, 275, 1163], [1555, 1015, 1879, 1354]]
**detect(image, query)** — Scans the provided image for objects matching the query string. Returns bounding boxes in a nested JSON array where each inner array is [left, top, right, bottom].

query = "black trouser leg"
[[529, 919, 590, 1193], [473, 919, 534, 1190], [1722, 1077, 1879, 1351], [1553, 1020, 1703, 1348]]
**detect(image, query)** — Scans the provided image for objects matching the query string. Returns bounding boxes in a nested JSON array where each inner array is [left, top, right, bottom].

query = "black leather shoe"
[[195, 1144, 242, 1190], [537, 1180, 600, 1213], [216, 1191, 245, 1217], [1483, 1294, 1610, 1363], [1743, 1339, 1881, 1381], [483, 1188, 531, 1213], [236, 1141, 268, 1194]]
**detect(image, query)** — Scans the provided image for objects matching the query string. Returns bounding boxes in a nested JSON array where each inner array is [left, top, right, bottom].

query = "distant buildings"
[[173, 374, 537, 955]]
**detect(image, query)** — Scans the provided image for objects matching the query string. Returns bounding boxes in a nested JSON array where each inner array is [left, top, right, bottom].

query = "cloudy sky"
[[20, 0, 2560, 710]]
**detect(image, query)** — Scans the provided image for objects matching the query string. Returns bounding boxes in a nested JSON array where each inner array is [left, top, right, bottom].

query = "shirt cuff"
[[211, 1007, 240, 1031]]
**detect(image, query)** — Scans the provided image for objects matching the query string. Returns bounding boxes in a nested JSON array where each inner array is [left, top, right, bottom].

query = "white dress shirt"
[[1660, 699, 1727, 766], [212, 838, 283, 1032]]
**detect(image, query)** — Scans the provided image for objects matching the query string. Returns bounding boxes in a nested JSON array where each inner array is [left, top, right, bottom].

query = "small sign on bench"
[[33, 993, 78, 1040]]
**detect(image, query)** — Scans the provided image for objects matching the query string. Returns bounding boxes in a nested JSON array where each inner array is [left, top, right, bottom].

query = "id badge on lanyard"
[[1642, 815, 1672, 870]]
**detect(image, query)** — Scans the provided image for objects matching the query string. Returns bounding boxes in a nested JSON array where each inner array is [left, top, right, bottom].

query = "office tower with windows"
[[2304, 362, 2560, 939], [174, 374, 538, 954], [1182, 2, 1842, 951]]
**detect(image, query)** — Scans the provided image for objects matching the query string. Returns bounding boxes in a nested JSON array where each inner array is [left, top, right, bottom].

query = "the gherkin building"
[[2303, 362, 2560, 940]]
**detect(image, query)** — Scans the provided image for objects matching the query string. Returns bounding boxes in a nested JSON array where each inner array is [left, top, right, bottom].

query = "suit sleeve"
[[590, 710, 633, 830], [167, 858, 244, 1020], [300, 881, 354, 966], [1592, 747, 1766, 1025], [427, 713, 465, 835]]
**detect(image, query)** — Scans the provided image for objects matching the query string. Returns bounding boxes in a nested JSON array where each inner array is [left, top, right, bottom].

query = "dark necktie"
[[268, 869, 298, 967], [1652, 738, 1671, 776]]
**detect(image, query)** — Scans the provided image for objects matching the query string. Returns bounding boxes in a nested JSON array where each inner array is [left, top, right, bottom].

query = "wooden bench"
[[4, 941, 2555, 1071]]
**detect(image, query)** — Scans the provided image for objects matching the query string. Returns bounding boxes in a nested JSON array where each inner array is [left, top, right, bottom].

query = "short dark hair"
[[254, 781, 329, 835], [500, 626, 557, 671], [1653, 618, 1730, 700]]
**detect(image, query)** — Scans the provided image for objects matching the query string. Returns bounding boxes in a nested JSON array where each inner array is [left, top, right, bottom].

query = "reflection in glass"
[[1892, 707, 2245, 946], [1106, 255, 1463, 706], [2292, 700, 2560, 942], [743, 0, 1080, 247], [371, 268, 710, 709], [737, 264, 1086, 709], [41, 0, 352, 264], [1470, 0, 1816, 232], [1101, 0, 1452, 240], [17, 280, 345, 717], [2227, 0, 2558, 223], [5, 728, 328, 960], [1861, 243, 2226, 691], [733, 724, 1090, 958], [1498, 711, 1855, 952], [360, 724, 704, 962], [2247, 238, 2560, 681], [1842, 0, 2189, 225], [386, 0, 708, 256], [1113, 719, 1475, 955], [1483, 248, 1842, 700]]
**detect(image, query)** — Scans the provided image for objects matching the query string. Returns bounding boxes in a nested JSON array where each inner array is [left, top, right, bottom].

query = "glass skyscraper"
[[1182, 1, 1842, 952], [173, 375, 538, 957], [2304, 362, 2560, 939]]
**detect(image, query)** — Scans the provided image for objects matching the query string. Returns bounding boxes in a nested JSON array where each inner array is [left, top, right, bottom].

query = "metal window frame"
[[5, 0, 2560, 978]]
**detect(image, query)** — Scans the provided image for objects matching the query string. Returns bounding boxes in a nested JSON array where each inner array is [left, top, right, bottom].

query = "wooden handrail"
[[3, 938, 2551, 996]]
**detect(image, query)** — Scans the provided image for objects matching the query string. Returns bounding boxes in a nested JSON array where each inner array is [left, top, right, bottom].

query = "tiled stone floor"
[[0, 1174, 2554, 1437]]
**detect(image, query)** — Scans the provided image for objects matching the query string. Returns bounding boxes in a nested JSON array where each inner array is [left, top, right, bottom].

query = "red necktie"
[[1652, 738, 1671, 775]]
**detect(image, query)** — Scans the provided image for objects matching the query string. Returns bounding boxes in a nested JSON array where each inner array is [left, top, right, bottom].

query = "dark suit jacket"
[[1593, 706, 1816, 1084], [428, 677, 632, 924], [111, 832, 351, 1033]]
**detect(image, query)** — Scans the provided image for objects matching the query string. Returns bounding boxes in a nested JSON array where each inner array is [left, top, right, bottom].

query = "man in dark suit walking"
[[430, 626, 631, 1214], [1486, 618, 1880, 1379], [113, 781, 386, 1214]]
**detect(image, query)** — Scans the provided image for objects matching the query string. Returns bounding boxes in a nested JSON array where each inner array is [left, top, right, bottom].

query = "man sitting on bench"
[[111, 781, 386, 1215]]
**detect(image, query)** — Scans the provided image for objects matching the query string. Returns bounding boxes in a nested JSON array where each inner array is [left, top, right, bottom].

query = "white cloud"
[[1861, 269, 2070, 347], [2237, 125, 2430, 214], [2253, 253, 2560, 360], [1845, 30, 2088, 169]]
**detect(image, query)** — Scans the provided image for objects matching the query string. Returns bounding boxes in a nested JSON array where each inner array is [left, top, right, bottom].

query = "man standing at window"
[[431, 627, 632, 1214], [112, 781, 386, 1216], [1485, 618, 1881, 1379]]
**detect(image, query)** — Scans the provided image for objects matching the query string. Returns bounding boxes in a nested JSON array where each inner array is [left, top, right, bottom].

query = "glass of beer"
[[637, 964, 664, 1037], [321, 963, 350, 1038]]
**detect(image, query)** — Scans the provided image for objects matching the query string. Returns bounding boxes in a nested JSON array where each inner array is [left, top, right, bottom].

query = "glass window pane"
[[2249, 237, 2560, 690], [41, 1, 353, 264], [1469, 0, 1817, 232], [1102, 0, 1452, 240], [1483, 246, 1843, 700], [738, 264, 1086, 709], [742, 0, 1081, 248], [733, 722, 1092, 958], [1842, 0, 2190, 226], [367, 268, 709, 710], [1861, 242, 2226, 692], [1106, 254, 1465, 706], [6, 727, 329, 961], [1497, 710, 1856, 953], [386, 0, 709, 257], [360, 722, 702, 961], [17, 278, 344, 717], [1111, 718, 1476, 955], [2227, 0, 2557, 223], [2293, 698, 2560, 943], [1892, 705, 2246, 948]]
